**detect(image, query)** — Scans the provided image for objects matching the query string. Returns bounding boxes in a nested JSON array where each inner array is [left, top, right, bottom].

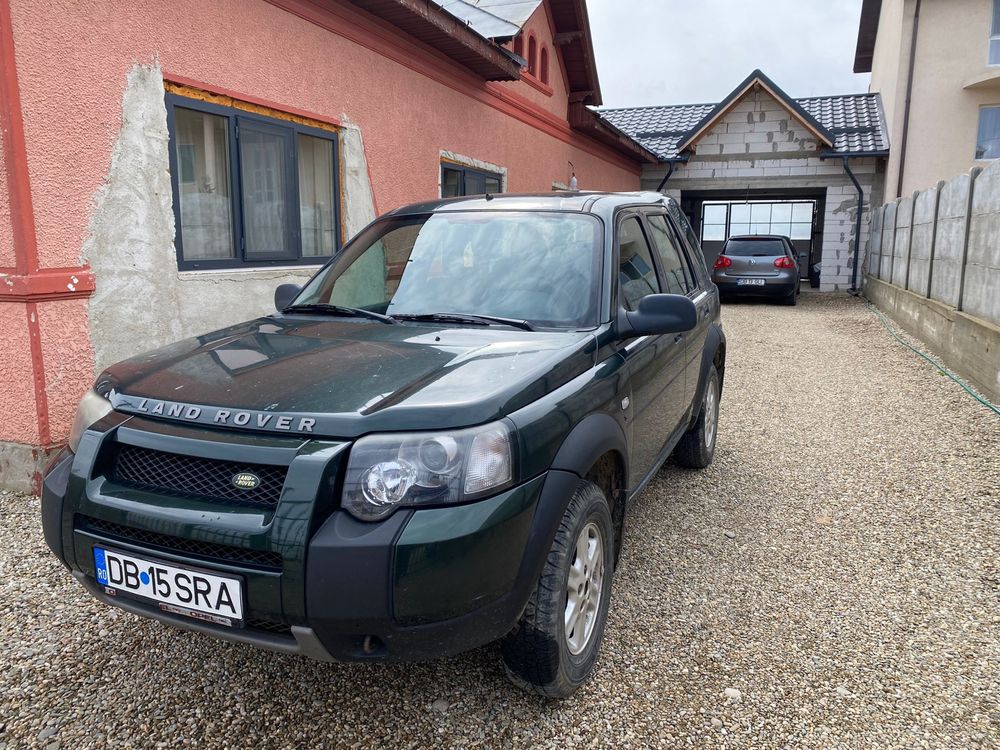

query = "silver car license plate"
[[737, 278, 766, 286], [94, 547, 244, 626]]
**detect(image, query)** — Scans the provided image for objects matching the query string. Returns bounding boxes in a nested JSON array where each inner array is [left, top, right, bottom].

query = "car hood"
[[101, 316, 597, 438]]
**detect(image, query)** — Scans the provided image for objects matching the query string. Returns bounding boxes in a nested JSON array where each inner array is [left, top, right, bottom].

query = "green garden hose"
[[867, 302, 1000, 417]]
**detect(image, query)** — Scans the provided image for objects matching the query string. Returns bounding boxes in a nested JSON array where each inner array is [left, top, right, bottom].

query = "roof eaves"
[[346, 0, 522, 80], [853, 0, 882, 74]]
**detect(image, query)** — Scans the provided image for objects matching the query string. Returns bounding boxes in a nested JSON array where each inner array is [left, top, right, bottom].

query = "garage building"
[[601, 70, 890, 291]]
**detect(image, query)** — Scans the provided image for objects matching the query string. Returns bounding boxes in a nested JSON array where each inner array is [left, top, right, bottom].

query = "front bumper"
[[41, 421, 578, 662]]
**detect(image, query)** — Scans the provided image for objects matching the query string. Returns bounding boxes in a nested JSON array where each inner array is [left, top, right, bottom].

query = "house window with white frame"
[[990, 0, 1000, 64], [976, 106, 1000, 159]]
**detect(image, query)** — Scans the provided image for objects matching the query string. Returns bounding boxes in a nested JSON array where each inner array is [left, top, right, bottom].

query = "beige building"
[[856, 0, 1000, 199]]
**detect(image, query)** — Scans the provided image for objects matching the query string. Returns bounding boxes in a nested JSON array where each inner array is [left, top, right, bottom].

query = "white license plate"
[[737, 278, 766, 286], [94, 547, 244, 626]]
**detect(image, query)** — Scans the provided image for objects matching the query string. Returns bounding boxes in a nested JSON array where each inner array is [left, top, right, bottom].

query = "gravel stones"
[[1, 294, 997, 748]]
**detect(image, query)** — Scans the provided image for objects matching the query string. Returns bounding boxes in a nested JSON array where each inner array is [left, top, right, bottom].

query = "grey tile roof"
[[599, 93, 887, 160]]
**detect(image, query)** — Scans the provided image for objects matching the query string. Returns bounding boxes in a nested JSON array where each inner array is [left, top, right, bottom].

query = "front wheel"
[[673, 364, 720, 469], [501, 481, 614, 698]]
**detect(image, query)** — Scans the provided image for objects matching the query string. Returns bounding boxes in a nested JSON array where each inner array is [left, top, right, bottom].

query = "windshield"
[[723, 239, 787, 257], [293, 211, 603, 327]]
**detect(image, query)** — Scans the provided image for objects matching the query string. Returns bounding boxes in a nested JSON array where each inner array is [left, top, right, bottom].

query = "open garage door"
[[681, 190, 825, 282]]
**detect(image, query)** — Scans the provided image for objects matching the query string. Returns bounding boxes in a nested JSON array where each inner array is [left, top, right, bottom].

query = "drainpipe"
[[842, 156, 865, 295], [896, 0, 922, 199], [655, 160, 676, 192]]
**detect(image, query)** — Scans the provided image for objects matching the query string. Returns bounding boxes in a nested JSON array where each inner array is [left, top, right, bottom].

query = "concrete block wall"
[[695, 91, 821, 157], [864, 161, 1000, 327]]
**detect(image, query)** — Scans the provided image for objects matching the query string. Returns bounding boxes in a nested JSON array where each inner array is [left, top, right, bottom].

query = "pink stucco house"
[[0, 0, 655, 490]]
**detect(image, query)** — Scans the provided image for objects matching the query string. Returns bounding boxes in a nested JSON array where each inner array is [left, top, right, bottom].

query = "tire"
[[673, 364, 720, 469], [781, 284, 798, 306], [501, 481, 615, 698]]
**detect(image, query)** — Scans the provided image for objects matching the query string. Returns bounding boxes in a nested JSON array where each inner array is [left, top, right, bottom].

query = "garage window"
[[701, 201, 813, 242], [167, 95, 340, 270]]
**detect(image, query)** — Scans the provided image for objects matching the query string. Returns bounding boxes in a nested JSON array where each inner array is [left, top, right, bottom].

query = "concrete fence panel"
[[907, 185, 939, 294], [891, 196, 914, 288], [930, 171, 974, 308], [964, 161, 1000, 324], [879, 200, 897, 281]]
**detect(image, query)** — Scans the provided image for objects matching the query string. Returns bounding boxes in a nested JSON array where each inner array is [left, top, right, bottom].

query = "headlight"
[[343, 421, 515, 521], [68, 388, 113, 453]]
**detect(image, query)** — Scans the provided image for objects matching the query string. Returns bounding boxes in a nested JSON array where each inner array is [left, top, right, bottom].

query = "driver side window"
[[617, 217, 660, 311]]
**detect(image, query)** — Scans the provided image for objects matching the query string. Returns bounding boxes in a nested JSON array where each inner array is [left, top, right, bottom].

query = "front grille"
[[111, 444, 287, 508], [77, 515, 283, 570], [245, 618, 293, 636]]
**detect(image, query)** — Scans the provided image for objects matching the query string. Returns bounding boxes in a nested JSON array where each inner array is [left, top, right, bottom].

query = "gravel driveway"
[[2, 294, 997, 749]]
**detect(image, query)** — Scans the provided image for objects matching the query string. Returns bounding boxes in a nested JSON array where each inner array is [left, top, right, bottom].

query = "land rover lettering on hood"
[[42, 192, 725, 698]]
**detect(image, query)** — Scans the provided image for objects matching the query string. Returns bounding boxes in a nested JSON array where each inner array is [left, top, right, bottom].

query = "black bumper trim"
[[73, 571, 334, 660]]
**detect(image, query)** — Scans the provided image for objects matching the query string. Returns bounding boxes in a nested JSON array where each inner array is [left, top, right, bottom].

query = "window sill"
[[177, 264, 325, 276], [521, 74, 553, 97], [963, 68, 1000, 89]]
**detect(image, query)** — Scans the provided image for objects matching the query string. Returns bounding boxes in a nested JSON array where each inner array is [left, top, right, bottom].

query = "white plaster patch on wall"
[[339, 117, 378, 240], [84, 61, 181, 373], [439, 150, 509, 197]]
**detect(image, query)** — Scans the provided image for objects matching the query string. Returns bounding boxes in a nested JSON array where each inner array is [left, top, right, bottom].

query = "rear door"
[[646, 211, 709, 416], [615, 213, 688, 486]]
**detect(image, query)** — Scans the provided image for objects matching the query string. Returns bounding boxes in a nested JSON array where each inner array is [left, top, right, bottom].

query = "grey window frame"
[[440, 163, 504, 197], [166, 94, 341, 271]]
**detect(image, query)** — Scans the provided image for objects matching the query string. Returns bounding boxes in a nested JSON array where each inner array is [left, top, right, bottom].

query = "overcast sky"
[[588, 0, 872, 109]]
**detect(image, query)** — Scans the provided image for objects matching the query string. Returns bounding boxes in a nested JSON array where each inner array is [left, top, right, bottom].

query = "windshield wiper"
[[392, 312, 535, 331], [281, 303, 397, 324]]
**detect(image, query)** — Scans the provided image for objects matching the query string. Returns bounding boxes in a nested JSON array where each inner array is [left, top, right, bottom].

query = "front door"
[[616, 214, 688, 489], [646, 210, 709, 415]]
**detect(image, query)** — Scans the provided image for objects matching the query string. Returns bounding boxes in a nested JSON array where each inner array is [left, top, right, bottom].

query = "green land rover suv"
[[42, 191, 725, 697]]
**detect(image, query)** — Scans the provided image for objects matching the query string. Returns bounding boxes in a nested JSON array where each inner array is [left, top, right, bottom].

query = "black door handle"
[[674, 334, 684, 344]]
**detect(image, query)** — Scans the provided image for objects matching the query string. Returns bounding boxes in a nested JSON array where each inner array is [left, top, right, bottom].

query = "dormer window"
[[528, 35, 537, 76]]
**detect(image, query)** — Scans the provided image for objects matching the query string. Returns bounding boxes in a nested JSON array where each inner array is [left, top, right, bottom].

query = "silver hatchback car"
[[711, 235, 800, 305]]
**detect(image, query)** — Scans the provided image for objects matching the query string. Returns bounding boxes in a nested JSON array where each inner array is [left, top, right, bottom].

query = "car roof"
[[383, 191, 675, 217], [725, 234, 791, 241]]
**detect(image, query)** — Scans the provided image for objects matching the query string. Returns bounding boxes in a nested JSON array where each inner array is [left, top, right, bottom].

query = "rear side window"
[[617, 217, 660, 311], [724, 239, 786, 257], [646, 214, 694, 295]]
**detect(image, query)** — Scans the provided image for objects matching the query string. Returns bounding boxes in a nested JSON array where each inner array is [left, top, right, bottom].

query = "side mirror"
[[619, 293, 697, 338], [274, 283, 302, 312]]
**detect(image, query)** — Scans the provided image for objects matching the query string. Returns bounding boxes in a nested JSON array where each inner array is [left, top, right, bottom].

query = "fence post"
[[903, 190, 919, 291], [926, 180, 944, 299], [887, 199, 900, 282], [869, 205, 882, 277], [956, 167, 982, 312]]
